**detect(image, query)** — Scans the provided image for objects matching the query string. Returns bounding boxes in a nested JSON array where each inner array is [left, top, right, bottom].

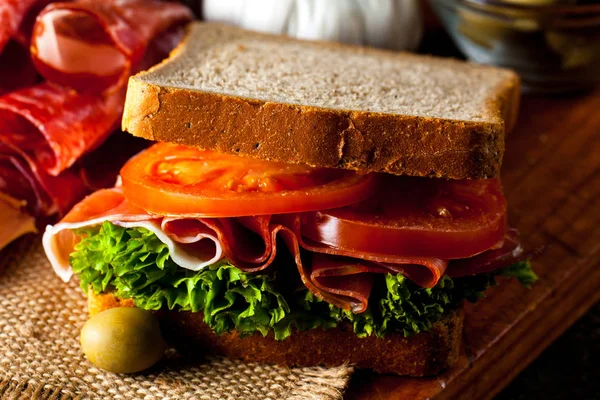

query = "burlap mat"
[[0, 238, 353, 399]]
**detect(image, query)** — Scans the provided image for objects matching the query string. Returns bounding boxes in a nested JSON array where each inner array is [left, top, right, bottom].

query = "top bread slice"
[[123, 22, 520, 179]]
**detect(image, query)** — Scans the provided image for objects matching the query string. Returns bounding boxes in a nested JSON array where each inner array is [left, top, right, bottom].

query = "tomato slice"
[[120, 143, 376, 217], [300, 175, 507, 259]]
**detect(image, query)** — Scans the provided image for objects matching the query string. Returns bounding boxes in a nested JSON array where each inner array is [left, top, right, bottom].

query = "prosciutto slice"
[[43, 190, 450, 313], [44, 189, 224, 282], [31, 0, 193, 93], [274, 215, 448, 312]]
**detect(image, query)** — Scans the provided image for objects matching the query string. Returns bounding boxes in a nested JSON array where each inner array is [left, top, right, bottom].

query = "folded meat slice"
[[305, 256, 451, 313], [0, 83, 125, 176], [164, 215, 448, 312], [31, 0, 193, 93], [257, 215, 448, 313], [162, 217, 274, 272], [44, 189, 223, 282]]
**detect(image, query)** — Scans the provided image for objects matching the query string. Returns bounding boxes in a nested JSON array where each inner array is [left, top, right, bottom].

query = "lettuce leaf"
[[72, 221, 293, 338], [70, 222, 537, 340], [500, 261, 538, 288]]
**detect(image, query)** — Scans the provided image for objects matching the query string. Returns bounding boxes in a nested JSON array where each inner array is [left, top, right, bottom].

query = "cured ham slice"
[[303, 256, 376, 313], [44, 189, 224, 282], [273, 215, 448, 312], [0, 83, 125, 176], [0, 193, 36, 250], [31, 0, 193, 93]]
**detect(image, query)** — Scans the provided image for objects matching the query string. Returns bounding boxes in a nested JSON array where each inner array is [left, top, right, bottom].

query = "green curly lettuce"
[[70, 222, 537, 340], [335, 260, 537, 338]]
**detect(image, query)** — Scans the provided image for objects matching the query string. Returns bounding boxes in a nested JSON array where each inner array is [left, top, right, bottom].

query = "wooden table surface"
[[346, 87, 600, 399]]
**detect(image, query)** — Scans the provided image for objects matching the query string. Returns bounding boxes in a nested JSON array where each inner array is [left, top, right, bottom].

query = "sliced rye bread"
[[122, 22, 520, 180], [88, 290, 464, 377]]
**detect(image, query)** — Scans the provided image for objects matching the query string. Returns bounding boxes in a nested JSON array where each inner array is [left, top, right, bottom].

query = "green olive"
[[80, 307, 166, 373]]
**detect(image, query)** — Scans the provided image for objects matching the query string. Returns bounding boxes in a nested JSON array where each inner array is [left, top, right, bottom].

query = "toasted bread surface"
[[123, 22, 520, 179], [88, 290, 463, 376]]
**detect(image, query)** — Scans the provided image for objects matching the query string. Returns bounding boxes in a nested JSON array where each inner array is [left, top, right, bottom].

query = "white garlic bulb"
[[203, 0, 423, 51]]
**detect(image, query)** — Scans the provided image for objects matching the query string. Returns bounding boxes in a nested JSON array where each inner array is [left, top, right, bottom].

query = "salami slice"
[[31, 0, 193, 93], [0, 83, 125, 176]]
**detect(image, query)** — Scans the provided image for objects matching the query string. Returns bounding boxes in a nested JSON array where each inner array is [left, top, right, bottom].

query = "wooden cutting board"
[[346, 87, 600, 400]]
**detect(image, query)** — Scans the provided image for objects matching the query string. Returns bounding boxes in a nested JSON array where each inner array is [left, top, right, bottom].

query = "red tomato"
[[300, 175, 507, 259], [120, 143, 376, 217]]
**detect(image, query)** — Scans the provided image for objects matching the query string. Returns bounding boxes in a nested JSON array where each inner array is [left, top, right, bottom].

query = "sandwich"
[[42, 23, 536, 376]]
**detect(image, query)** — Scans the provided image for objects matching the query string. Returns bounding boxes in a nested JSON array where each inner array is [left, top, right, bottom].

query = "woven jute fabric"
[[0, 238, 353, 400]]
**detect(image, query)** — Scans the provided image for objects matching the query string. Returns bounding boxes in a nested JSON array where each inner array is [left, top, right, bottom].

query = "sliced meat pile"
[[0, 0, 193, 249], [45, 185, 526, 313]]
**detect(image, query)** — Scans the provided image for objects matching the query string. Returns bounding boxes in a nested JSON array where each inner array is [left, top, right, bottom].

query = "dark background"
[[496, 302, 599, 400]]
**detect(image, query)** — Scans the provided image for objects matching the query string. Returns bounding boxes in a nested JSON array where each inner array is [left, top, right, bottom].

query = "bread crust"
[[88, 290, 464, 377], [122, 23, 520, 180]]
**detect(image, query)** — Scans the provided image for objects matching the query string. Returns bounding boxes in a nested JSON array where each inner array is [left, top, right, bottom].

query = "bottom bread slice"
[[88, 290, 464, 376]]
